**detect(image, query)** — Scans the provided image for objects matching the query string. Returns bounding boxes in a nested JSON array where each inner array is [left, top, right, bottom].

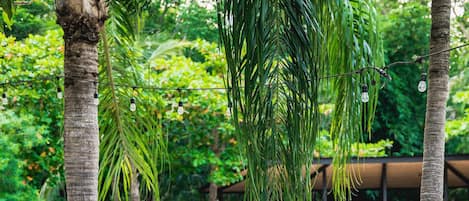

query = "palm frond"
[[218, 0, 383, 200], [97, 1, 167, 200]]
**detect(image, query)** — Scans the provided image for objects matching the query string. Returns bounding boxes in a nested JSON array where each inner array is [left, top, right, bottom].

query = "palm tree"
[[218, 0, 382, 200], [55, 1, 107, 200], [420, 0, 451, 201]]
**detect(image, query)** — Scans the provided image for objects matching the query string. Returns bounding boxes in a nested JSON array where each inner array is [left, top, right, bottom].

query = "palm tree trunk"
[[56, 1, 107, 200], [420, 0, 451, 201]]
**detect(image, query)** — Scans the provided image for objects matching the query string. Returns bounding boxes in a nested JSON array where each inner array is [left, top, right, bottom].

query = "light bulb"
[[177, 101, 184, 115], [2, 93, 7, 105], [361, 85, 369, 103], [94, 93, 99, 105], [57, 87, 63, 99], [130, 98, 136, 112], [418, 73, 427, 93], [418, 81, 427, 93]]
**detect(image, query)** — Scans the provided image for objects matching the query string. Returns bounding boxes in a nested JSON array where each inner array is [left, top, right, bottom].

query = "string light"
[[57, 87, 63, 99], [176, 88, 185, 115], [130, 97, 136, 112], [2, 92, 7, 105], [0, 44, 465, 112], [177, 101, 184, 115], [94, 82, 99, 105], [361, 85, 369, 103], [56, 77, 63, 99], [129, 87, 137, 112], [418, 73, 427, 93]]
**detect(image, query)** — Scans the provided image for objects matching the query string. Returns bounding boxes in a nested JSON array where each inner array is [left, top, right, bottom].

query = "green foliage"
[[0, 0, 15, 31], [218, 0, 383, 200], [0, 111, 44, 201], [175, 4, 218, 42], [0, 30, 65, 200], [446, 1, 469, 155], [1, 0, 57, 40], [100, 0, 239, 197], [446, 85, 469, 153], [373, 2, 430, 156], [150, 40, 243, 201], [98, 24, 165, 201], [315, 130, 392, 158]]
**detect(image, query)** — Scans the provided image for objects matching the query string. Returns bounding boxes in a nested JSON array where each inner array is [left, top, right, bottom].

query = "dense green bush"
[[0, 111, 43, 201], [0, 30, 64, 200]]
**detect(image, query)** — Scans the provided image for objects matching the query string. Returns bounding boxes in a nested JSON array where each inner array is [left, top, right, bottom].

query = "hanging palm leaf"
[[217, 0, 383, 200]]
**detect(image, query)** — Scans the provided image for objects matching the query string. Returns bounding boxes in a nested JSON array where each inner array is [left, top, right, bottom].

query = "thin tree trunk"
[[209, 129, 224, 201], [56, 1, 107, 200], [420, 0, 451, 201], [131, 161, 141, 201], [208, 183, 218, 201]]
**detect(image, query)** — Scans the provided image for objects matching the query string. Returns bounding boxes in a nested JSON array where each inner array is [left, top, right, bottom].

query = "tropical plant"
[[420, 0, 452, 201], [218, 0, 383, 200]]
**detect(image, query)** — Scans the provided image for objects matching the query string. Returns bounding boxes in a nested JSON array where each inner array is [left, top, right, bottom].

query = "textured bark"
[[209, 129, 224, 201], [420, 0, 451, 201], [208, 183, 218, 201], [130, 162, 141, 201], [56, 1, 107, 201]]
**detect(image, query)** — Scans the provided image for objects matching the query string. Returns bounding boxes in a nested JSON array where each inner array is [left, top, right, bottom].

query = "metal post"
[[381, 163, 387, 201], [444, 162, 448, 201], [323, 168, 327, 201], [217, 188, 224, 201]]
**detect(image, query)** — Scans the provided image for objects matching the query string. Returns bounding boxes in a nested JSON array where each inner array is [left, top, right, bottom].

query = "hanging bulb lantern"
[[56, 76, 62, 99], [93, 82, 99, 105], [2, 92, 7, 105], [130, 97, 136, 112], [226, 102, 232, 118], [177, 101, 184, 115], [361, 85, 369, 103], [57, 87, 63, 99], [94, 92, 99, 105], [418, 73, 427, 93]]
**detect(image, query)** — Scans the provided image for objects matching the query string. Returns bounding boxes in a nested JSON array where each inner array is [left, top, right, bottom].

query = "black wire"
[[0, 43, 467, 89], [114, 84, 229, 91]]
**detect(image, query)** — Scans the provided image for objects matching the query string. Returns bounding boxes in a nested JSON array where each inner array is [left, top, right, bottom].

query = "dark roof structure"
[[202, 155, 469, 201]]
